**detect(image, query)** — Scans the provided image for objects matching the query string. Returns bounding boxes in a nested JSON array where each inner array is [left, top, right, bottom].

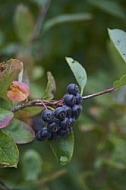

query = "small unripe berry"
[[67, 83, 80, 95]]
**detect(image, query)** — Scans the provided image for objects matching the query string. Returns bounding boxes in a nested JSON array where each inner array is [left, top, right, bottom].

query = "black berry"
[[67, 83, 80, 95], [47, 121, 59, 132], [62, 105, 72, 117], [32, 117, 46, 134], [54, 107, 67, 120], [72, 104, 83, 119], [75, 93, 82, 104], [36, 130, 42, 141], [59, 117, 69, 129], [63, 94, 76, 106], [58, 129, 69, 137], [41, 109, 54, 123]]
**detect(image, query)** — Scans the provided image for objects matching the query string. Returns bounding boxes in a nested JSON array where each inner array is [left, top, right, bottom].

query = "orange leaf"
[[7, 81, 30, 102]]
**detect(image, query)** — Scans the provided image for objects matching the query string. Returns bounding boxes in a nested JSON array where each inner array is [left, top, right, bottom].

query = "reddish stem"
[[10, 87, 116, 112]]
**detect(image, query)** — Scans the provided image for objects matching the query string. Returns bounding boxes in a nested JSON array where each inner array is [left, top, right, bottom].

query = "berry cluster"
[[35, 83, 83, 141]]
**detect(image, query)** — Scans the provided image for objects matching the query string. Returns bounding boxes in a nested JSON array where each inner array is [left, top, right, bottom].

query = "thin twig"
[[11, 99, 63, 112], [10, 87, 116, 113], [82, 87, 116, 100]]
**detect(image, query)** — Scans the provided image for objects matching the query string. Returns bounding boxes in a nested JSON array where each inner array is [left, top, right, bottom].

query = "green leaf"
[[21, 149, 43, 181], [108, 29, 126, 63], [0, 108, 14, 128], [14, 4, 35, 45], [48, 132, 74, 165], [107, 40, 126, 77], [43, 13, 93, 32], [65, 57, 87, 94], [0, 130, 19, 168], [42, 71, 56, 100], [3, 118, 35, 144], [88, 0, 125, 19], [0, 59, 23, 99], [113, 74, 126, 89]]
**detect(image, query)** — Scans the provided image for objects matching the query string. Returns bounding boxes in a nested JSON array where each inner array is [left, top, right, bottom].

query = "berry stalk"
[[11, 87, 116, 113]]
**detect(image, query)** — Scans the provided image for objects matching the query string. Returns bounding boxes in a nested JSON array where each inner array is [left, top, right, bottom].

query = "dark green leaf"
[[14, 4, 35, 45], [0, 108, 14, 128], [88, 0, 125, 19], [0, 59, 23, 99], [66, 57, 87, 94], [113, 75, 126, 89], [0, 130, 19, 168], [42, 71, 56, 100], [48, 132, 74, 165], [43, 13, 93, 32], [21, 149, 43, 181], [108, 29, 126, 63], [3, 118, 35, 144]]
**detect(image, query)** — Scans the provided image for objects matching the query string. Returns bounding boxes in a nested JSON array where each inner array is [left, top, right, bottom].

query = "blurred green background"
[[0, 0, 126, 189]]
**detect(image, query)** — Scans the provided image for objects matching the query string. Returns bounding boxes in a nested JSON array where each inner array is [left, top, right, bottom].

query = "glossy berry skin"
[[59, 117, 69, 129], [41, 109, 54, 123], [35, 130, 42, 141], [72, 104, 83, 119], [58, 129, 69, 137], [54, 107, 67, 120], [63, 94, 76, 106], [75, 93, 82, 104], [67, 83, 80, 95], [36, 127, 51, 141], [68, 117, 75, 127], [62, 105, 72, 117], [47, 121, 59, 132]]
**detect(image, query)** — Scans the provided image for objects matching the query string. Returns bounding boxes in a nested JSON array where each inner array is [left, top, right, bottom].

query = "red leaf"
[[7, 81, 30, 102], [0, 108, 14, 128]]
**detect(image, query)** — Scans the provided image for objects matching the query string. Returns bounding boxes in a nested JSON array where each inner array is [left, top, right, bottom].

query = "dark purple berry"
[[36, 130, 42, 141], [40, 128, 51, 139], [32, 117, 46, 134], [62, 105, 72, 117], [47, 121, 59, 132], [67, 83, 80, 95], [49, 131, 59, 140], [68, 117, 75, 127], [58, 129, 69, 137], [36, 127, 51, 141], [75, 93, 82, 104], [59, 117, 69, 129], [72, 104, 82, 119], [54, 107, 67, 120], [41, 109, 54, 123], [63, 94, 76, 106]]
